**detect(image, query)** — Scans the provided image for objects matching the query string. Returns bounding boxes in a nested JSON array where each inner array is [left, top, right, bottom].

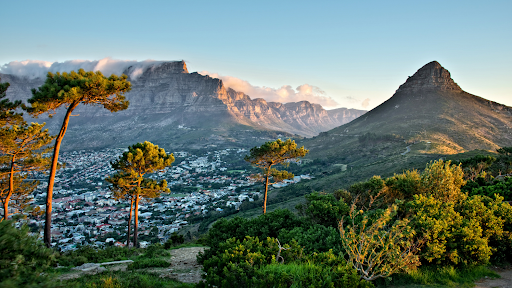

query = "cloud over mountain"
[[199, 71, 340, 108], [0, 58, 167, 80]]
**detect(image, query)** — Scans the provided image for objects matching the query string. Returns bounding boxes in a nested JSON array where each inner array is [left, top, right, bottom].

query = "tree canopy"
[[245, 139, 308, 214], [106, 141, 174, 247], [26, 69, 131, 247]]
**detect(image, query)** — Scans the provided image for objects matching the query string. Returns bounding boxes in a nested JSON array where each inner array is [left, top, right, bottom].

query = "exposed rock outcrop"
[[1, 61, 365, 150]]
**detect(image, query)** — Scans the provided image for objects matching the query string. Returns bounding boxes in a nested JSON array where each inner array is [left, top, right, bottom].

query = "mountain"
[[1, 61, 365, 151], [306, 61, 512, 155]]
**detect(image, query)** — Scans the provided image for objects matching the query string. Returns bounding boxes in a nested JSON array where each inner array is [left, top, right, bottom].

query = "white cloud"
[[0, 58, 165, 80], [361, 98, 370, 108], [200, 71, 340, 108]]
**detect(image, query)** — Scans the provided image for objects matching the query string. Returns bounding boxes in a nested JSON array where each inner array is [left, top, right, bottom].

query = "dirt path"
[[160, 246, 206, 283], [57, 246, 206, 284], [474, 268, 512, 288]]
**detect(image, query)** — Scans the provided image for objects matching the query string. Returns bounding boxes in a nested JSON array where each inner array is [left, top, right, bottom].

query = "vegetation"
[[106, 141, 174, 247], [0, 122, 54, 220], [0, 220, 58, 287], [26, 69, 131, 247], [245, 139, 308, 213]]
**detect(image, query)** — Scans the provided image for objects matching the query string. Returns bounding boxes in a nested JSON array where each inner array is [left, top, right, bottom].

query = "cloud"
[[200, 71, 340, 108], [0, 58, 165, 80], [361, 98, 370, 108]]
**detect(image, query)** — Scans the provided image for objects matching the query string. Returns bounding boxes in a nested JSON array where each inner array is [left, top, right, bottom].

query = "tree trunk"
[[3, 155, 15, 220], [43, 103, 77, 248], [263, 168, 271, 214], [133, 194, 139, 248], [126, 197, 134, 247]]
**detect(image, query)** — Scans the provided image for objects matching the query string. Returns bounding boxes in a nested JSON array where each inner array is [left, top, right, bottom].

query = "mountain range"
[[0, 61, 365, 151]]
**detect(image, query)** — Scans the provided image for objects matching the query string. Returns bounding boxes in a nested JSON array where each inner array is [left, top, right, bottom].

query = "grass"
[[63, 271, 194, 288], [376, 265, 500, 288], [168, 243, 205, 250]]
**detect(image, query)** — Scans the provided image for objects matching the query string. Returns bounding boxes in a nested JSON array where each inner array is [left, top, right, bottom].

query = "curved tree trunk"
[[133, 194, 140, 248], [263, 167, 271, 214], [44, 103, 77, 247], [3, 155, 15, 220], [126, 197, 134, 247]]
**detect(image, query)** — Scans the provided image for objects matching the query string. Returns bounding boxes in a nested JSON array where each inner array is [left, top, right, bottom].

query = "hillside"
[[0, 61, 365, 151], [306, 61, 512, 157]]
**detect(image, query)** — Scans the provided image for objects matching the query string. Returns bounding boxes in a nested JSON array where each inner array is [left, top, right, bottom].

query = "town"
[[22, 147, 310, 251]]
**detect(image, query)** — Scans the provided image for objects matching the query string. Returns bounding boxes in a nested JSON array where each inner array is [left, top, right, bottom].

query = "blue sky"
[[1, 0, 510, 110]]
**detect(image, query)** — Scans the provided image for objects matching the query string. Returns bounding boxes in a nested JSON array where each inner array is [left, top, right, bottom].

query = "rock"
[[1, 61, 366, 150]]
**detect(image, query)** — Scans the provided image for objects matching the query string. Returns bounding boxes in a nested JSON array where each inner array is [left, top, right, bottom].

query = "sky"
[[1, 0, 510, 110]]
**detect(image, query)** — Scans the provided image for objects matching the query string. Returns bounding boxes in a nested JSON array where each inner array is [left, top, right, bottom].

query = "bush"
[[0, 220, 58, 287], [58, 246, 140, 267], [198, 209, 307, 264], [407, 194, 510, 266], [296, 192, 349, 228], [164, 232, 185, 249], [128, 258, 169, 270], [278, 224, 343, 255], [254, 261, 373, 288], [140, 243, 169, 259], [199, 236, 304, 287]]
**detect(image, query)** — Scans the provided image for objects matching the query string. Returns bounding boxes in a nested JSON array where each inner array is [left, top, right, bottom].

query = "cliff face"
[[1, 61, 365, 149]]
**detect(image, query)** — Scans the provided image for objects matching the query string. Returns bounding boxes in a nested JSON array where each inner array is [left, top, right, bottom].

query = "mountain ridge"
[[0, 61, 365, 150], [305, 61, 512, 156]]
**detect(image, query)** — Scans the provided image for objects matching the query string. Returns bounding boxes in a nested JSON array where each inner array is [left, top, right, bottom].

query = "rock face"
[[0, 61, 365, 150], [322, 61, 512, 153], [396, 61, 462, 92]]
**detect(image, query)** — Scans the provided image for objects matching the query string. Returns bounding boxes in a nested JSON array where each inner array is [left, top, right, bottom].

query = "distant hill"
[[305, 61, 512, 156], [0, 61, 365, 151]]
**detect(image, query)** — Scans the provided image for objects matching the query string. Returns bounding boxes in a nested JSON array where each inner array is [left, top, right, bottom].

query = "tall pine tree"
[[0, 122, 54, 220], [26, 70, 131, 246], [245, 139, 308, 214], [106, 141, 174, 247]]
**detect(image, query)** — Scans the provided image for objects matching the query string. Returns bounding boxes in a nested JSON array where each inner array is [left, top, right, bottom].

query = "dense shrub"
[[58, 246, 140, 267], [198, 209, 307, 264], [407, 194, 510, 266], [254, 261, 373, 288], [465, 177, 512, 201], [296, 192, 349, 228], [278, 224, 343, 255], [164, 232, 185, 249], [0, 220, 58, 287], [199, 236, 304, 287], [140, 243, 169, 259], [128, 258, 169, 270]]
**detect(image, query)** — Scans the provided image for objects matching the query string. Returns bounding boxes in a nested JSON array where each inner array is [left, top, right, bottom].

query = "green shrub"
[[198, 209, 307, 264], [466, 177, 512, 201], [164, 232, 185, 249], [58, 245, 140, 267], [199, 236, 304, 287], [64, 271, 193, 288], [128, 258, 169, 270], [140, 243, 169, 259], [296, 192, 349, 228], [254, 261, 373, 288], [0, 220, 58, 287], [407, 194, 510, 266], [278, 224, 343, 255]]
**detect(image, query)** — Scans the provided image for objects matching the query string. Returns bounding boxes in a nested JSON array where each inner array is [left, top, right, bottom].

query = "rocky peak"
[[396, 61, 461, 92], [125, 61, 189, 80]]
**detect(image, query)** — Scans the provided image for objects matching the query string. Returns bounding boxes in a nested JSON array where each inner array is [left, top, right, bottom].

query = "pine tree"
[[0, 122, 53, 220], [106, 141, 174, 247], [0, 77, 23, 127], [245, 139, 308, 214], [26, 69, 131, 247]]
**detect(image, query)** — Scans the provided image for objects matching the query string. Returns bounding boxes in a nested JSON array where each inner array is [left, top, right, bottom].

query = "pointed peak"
[[397, 61, 461, 92]]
